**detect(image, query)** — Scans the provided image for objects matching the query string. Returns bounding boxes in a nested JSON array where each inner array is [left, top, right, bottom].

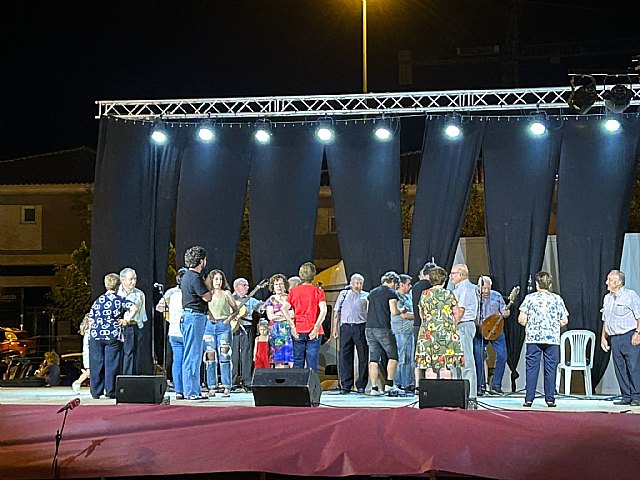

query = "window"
[[328, 216, 337, 233], [21, 206, 36, 224]]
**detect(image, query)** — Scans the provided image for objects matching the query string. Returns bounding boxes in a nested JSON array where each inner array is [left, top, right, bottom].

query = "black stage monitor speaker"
[[252, 368, 321, 407], [419, 379, 469, 409], [116, 375, 167, 404]]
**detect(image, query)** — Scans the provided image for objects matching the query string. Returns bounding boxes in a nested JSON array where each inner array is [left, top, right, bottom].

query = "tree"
[[461, 184, 486, 237], [46, 242, 92, 330], [235, 186, 252, 283]]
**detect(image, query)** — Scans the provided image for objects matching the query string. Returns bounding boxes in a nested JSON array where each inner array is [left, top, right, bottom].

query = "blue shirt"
[[453, 279, 478, 323], [89, 292, 135, 341]]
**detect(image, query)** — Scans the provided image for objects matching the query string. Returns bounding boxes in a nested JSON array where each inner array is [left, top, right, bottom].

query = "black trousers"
[[232, 325, 254, 387], [339, 323, 369, 391]]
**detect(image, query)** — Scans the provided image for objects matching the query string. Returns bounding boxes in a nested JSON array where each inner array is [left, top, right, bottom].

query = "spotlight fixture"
[[444, 113, 462, 138], [602, 75, 633, 114], [528, 112, 547, 136], [373, 116, 394, 141], [151, 119, 169, 145], [315, 118, 335, 143], [604, 118, 622, 133], [254, 120, 272, 144], [196, 119, 215, 143], [566, 75, 598, 115]]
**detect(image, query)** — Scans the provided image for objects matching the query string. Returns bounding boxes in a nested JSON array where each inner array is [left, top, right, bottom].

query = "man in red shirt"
[[287, 262, 327, 372]]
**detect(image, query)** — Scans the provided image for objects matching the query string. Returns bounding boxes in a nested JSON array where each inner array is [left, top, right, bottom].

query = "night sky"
[[3, 0, 638, 160]]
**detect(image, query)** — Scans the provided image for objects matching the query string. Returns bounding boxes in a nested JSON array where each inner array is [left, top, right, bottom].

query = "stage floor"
[[0, 385, 638, 413]]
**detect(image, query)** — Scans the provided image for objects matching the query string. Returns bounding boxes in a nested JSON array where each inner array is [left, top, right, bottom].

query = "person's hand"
[[601, 337, 610, 352], [331, 326, 339, 339], [502, 309, 511, 318], [291, 326, 299, 340], [309, 326, 319, 340], [632, 332, 640, 347]]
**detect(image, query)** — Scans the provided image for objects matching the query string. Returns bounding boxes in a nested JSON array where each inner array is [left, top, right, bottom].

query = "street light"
[[362, 0, 368, 93]]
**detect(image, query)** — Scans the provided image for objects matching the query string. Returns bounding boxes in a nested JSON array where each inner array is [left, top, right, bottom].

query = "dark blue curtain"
[[483, 117, 563, 391], [249, 124, 324, 282], [175, 126, 252, 277], [325, 120, 403, 290], [408, 117, 485, 276], [557, 115, 640, 387], [92, 117, 183, 374]]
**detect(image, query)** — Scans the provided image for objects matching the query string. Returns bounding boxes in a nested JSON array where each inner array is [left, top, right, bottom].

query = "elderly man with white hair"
[[332, 273, 369, 394], [450, 263, 478, 400], [473, 275, 510, 395], [118, 267, 147, 375]]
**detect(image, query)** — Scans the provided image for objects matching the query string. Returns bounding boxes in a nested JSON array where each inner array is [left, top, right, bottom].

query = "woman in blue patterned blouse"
[[518, 271, 569, 408]]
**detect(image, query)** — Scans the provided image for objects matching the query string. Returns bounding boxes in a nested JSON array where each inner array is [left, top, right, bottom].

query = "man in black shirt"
[[180, 246, 212, 400], [365, 271, 402, 396]]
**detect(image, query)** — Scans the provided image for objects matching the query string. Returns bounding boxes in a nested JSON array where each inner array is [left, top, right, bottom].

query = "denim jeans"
[[456, 321, 477, 398], [293, 333, 321, 372], [181, 311, 207, 398], [525, 343, 559, 404], [169, 335, 184, 395], [473, 330, 507, 391], [391, 317, 415, 388], [203, 321, 232, 389]]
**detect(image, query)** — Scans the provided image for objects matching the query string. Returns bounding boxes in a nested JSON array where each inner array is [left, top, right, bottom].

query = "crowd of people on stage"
[[81, 244, 640, 407]]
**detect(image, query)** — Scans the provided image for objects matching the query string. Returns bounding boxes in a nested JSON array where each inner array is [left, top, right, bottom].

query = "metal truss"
[[96, 84, 640, 120]]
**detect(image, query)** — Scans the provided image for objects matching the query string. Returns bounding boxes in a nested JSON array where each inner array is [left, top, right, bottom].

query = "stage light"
[[196, 120, 215, 143], [604, 118, 621, 133], [444, 113, 462, 139], [315, 118, 335, 143], [316, 127, 333, 142], [566, 75, 598, 114], [374, 126, 392, 140], [602, 75, 633, 114], [373, 116, 394, 141], [254, 120, 272, 144], [151, 119, 169, 145], [528, 113, 547, 136]]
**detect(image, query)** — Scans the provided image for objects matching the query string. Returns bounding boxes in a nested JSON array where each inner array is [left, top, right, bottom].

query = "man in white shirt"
[[601, 270, 640, 406]]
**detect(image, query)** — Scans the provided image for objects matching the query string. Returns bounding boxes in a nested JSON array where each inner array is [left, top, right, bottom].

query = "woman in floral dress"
[[264, 273, 295, 368], [415, 266, 464, 380]]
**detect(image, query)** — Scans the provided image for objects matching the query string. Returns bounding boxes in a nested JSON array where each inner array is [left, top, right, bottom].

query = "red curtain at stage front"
[[1, 404, 639, 480]]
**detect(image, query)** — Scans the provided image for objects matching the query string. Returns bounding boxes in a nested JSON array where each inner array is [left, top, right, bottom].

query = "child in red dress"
[[254, 320, 271, 369]]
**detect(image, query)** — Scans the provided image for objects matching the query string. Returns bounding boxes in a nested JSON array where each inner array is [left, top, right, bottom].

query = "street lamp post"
[[362, 0, 368, 93]]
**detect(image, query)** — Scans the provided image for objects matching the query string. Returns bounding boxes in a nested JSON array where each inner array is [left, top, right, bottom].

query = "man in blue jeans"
[[180, 246, 212, 400], [287, 262, 327, 372], [474, 276, 510, 395]]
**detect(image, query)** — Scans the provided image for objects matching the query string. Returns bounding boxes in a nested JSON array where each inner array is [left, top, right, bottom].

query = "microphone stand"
[[52, 409, 69, 479], [477, 278, 486, 396]]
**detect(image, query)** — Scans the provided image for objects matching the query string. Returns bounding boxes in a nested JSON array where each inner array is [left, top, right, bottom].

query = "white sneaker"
[[71, 382, 81, 393], [368, 388, 383, 396], [384, 385, 400, 397]]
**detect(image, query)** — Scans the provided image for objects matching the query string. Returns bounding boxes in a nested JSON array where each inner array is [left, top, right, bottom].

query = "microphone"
[[57, 398, 80, 414], [153, 282, 164, 289], [527, 275, 534, 293]]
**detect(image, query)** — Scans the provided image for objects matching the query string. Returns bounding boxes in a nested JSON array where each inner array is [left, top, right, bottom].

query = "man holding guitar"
[[473, 276, 518, 395], [231, 278, 267, 392]]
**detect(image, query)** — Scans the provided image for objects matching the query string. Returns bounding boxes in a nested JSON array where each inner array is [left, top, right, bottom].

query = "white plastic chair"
[[556, 329, 596, 396]]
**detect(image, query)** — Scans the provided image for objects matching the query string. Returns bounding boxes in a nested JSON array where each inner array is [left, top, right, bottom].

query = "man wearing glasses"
[[450, 264, 478, 399]]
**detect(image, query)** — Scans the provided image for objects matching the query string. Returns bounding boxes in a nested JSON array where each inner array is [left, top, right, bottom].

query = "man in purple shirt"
[[332, 273, 369, 394]]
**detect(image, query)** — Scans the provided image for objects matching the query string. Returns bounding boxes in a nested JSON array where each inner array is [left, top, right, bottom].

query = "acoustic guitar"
[[481, 286, 520, 341], [229, 278, 269, 333]]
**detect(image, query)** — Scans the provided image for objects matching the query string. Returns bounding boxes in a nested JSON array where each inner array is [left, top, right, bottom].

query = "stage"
[[1, 386, 639, 480]]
